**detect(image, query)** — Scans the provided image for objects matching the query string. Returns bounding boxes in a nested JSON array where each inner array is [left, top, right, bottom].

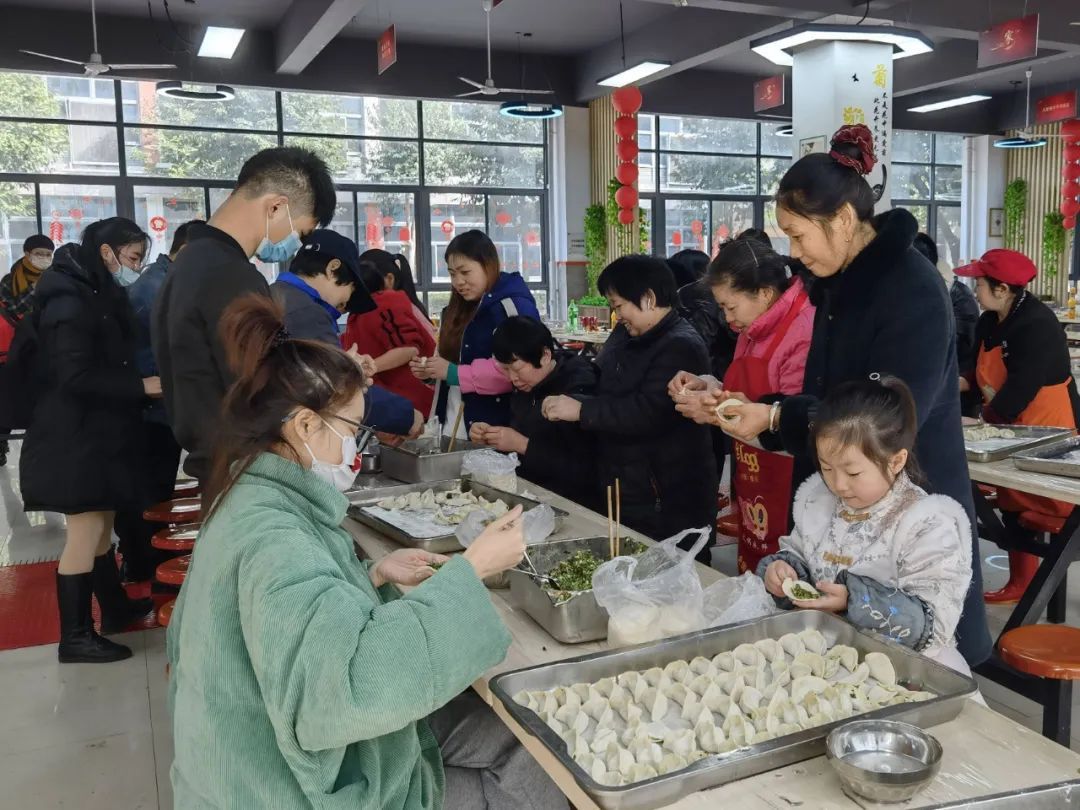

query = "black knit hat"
[[23, 234, 54, 253]]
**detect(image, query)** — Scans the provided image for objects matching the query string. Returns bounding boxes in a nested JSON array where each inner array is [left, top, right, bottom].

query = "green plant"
[[583, 204, 608, 296], [577, 294, 609, 307], [1042, 211, 1066, 279], [639, 208, 650, 254], [1004, 178, 1027, 251], [606, 177, 621, 228]]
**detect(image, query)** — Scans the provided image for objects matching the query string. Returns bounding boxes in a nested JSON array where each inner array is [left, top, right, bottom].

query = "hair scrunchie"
[[272, 326, 291, 348], [829, 124, 877, 176]]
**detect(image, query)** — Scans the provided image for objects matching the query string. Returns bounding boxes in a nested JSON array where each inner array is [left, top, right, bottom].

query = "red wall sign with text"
[[1036, 91, 1078, 125], [978, 14, 1039, 69], [377, 25, 397, 75], [753, 75, 785, 113]]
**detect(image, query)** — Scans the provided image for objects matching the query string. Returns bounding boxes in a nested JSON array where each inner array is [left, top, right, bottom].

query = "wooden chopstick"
[[615, 478, 621, 557], [607, 485, 614, 560], [447, 404, 465, 452]]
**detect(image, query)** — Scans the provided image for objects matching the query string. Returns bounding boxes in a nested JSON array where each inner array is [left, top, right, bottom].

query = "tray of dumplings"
[[963, 424, 1074, 462], [492, 610, 976, 810], [346, 478, 566, 553]]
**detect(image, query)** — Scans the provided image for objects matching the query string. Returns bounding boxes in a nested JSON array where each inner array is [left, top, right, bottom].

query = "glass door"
[[132, 184, 207, 261]]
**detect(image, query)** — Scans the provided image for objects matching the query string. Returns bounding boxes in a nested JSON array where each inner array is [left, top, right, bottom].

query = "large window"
[[0, 72, 549, 313], [892, 130, 964, 267], [638, 115, 792, 258]]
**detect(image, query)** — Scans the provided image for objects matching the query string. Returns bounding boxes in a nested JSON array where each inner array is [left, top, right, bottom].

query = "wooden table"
[[968, 457, 1080, 741], [345, 479, 1080, 809], [551, 329, 612, 348]]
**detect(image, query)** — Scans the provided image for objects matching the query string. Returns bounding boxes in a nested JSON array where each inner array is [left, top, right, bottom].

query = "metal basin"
[[826, 719, 942, 803]]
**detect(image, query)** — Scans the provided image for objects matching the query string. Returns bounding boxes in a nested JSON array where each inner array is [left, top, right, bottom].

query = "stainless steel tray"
[[508, 536, 641, 644], [964, 425, 1074, 462], [929, 779, 1080, 808], [347, 478, 566, 553], [490, 610, 977, 810], [1013, 435, 1080, 479], [379, 436, 487, 483]]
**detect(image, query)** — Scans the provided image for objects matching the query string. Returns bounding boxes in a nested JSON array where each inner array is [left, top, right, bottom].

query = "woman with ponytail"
[[360, 247, 435, 338], [20, 217, 157, 664], [715, 125, 992, 668], [168, 294, 566, 810]]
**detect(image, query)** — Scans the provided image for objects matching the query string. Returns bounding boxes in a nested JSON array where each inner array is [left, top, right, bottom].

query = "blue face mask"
[[115, 266, 141, 287], [256, 204, 302, 264]]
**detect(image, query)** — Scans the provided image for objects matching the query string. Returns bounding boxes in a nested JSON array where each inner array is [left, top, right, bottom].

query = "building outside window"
[[891, 130, 964, 268]]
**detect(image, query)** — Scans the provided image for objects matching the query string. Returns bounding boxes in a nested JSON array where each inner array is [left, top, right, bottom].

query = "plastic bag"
[[701, 572, 781, 628], [592, 527, 710, 647], [455, 503, 555, 548], [462, 449, 520, 492]]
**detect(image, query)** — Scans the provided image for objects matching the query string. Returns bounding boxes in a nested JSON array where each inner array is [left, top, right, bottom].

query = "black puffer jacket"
[[20, 244, 146, 514], [509, 352, 600, 509], [775, 208, 991, 666], [580, 311, 718, 547], [677, 280, 737, 380]]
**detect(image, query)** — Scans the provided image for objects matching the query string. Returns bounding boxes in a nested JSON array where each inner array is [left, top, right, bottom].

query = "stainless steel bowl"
[[826, 719, 942, 803]]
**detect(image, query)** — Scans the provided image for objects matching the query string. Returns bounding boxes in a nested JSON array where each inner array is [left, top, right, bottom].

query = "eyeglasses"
[[282, 409, 372, 443]]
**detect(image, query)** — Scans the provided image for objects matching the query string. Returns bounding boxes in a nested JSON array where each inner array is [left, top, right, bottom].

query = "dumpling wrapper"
[[782, 578, 822, 601], [714, 397, 743, 424]]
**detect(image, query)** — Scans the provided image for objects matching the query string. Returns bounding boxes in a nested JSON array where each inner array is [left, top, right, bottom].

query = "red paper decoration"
[[614, 185, 639, 209], [690, 219, 703, 236], [49, 221, 63, 243], [440, 220, 454, 236], [366, 222, 379, 244], [495, 210, 512, 226], [617, 208, 635, 225], [614, 116, 637, 140], [672, 231, 683, 246], [615, 162, 639, 185], [617, 139, 639, 162], [612, 86, 643, 115], [525, 230, 540, 246], [717, 224, 731, 240], [398, 226, 411, 242], [149, 215, 167, 234]]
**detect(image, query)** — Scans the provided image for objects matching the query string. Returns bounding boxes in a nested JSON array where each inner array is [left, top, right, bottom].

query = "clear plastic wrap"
[[701, 572, 782, 628], [462, 449, 520, 492]]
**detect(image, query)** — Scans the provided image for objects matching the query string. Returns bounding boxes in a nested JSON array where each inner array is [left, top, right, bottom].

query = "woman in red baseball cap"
[[958, 248, 1080, 603]]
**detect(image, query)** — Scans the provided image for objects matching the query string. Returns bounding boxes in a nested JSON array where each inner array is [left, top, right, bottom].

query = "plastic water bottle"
[[567, 300, 579, 332]]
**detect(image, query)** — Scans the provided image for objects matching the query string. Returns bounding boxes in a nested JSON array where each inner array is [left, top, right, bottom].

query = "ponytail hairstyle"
[[359, 248, 430, 321], [203, 294, 367, 519], [707, 234, 792, 299], [810, 374, 924, 487], [78, 216, 149, 334], [777, 124, 879, 226], [438, 230, 500, 360]]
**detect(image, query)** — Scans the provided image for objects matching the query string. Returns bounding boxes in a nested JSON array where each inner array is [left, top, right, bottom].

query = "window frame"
[[891, 131, 962, 257]]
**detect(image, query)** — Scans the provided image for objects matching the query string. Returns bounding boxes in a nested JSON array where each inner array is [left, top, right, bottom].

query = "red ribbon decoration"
[[829, 124, 877, 176]]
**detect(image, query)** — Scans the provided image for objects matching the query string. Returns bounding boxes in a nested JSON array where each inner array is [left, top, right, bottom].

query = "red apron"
[[725, 290, 808, 574], [976, 344, 1076, 518]]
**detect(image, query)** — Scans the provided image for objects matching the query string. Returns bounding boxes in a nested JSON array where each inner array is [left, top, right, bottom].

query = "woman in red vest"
[[671, 235, 814, 573]]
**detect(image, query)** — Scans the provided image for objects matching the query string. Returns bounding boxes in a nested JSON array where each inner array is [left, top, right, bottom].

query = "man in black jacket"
[[470, 316, 599, 509], [152, 147, 336, 482]]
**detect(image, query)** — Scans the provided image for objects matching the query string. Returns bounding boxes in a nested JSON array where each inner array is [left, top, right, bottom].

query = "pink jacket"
[[730, 275, 815, 395], [457, 357, 513, 395]]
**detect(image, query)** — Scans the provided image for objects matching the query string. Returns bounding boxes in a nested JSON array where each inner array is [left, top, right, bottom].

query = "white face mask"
[[28, 255, 51, 271], [304, 417, 358, 492]]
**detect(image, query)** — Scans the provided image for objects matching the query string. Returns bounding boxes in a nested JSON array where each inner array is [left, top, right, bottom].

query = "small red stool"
[[156, 554, 191, 586], [157, 599, 175, 628], [977, 483, 998, 507], [172, 479, 200, 499], [151, 524, 200, 553], [1018, 510, 1069, 624], [143, 497, 202, 524], [998, 624, 1080, 745]]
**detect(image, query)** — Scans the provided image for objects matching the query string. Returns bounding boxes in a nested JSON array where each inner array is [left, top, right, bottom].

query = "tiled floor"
[[2, 441, 1079, 809]]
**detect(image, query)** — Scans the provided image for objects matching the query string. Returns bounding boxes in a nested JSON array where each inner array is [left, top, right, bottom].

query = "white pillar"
[[792, 40, 894, 211]]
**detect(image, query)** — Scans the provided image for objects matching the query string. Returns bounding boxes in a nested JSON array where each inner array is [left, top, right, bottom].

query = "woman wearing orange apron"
[[670, 236, 815, 573], [957, 249, 1080, 603]]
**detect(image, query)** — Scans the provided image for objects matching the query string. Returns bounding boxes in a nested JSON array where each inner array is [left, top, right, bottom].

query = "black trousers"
[[114, 420, 182, 578]]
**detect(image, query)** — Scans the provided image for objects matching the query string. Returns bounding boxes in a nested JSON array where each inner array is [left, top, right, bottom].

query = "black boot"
[[0, 439, 8, 466], [56, 572, 132, 663], [92, 548, 153, 634]]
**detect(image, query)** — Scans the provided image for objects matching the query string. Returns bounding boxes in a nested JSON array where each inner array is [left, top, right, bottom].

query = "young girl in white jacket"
[[756, 375, 973, 675]]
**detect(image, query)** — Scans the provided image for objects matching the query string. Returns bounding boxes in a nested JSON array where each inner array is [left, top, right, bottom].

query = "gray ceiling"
[[1, 0, 1079, 133]]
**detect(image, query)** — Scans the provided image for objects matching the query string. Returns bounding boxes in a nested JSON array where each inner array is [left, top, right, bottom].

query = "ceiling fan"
[[457, 0, 553, 98], [20, 0, 176, 77]]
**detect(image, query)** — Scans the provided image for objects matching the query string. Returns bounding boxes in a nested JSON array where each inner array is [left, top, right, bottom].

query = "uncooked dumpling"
[[582, 696, 607, 720], [658, 752, 688, 775], [689, 655, 713, 676], [664, 681, 689, 706], [754, 637, 785, 663], [642, 667, 664, 687], [630, 763, 659, 783], [647, 688, 670, 723], [679, 691, 701, 721], [794, 651, 826, 678], [798, 628, 828, 655], [664, 659, 689, 682], [712, 651, 737, 672], [688, 673, 712, 697], [865, 652, 897, 687], [701, 683, 730, 714], [696, 721, 725, 753], [590, 727, 617, 754], [779, 632, 806, 659], [733, 642, 763, 667], [791, 675, 830, 704], [826, 644, 859, 672]]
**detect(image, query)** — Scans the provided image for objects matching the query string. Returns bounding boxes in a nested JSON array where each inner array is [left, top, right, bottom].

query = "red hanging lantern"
[[1065, 143, 1080, 162], [398, 226, 411, 242], [614, 185, 639, 209], [690, 219, 703, 236], [615, 162, 639, 185], [717, 224, 731, 240], [611, 85, 643, 115], [1063, 198, 1080, 219], [1062, 119, 1080, 140], [49, 221, 63, 244], [1063, 179, 1080, 200], [671, 231, 683, 246], [1065, 215, 1077, 230], [617, 139, 639, 163], [614, 116, 637, 140], [381, 216, 394, 228], [441, 220, 454, 236], [525, 230, 540, 246], [494, 210, 512, 226], [1066, 162, 1080, 182], [617, 207, 635, 225]]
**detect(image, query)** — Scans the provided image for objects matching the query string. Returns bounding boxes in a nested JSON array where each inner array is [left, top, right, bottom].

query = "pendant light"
[[995, 69, 1048, 149]]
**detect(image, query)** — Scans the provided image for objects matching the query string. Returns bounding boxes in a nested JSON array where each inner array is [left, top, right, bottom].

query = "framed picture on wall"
[[799, 135, 827, 157], [988, 207, 1004, 238]]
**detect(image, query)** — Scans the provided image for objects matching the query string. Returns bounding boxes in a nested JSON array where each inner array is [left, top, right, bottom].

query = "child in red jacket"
[[342, 261, 436, 416]]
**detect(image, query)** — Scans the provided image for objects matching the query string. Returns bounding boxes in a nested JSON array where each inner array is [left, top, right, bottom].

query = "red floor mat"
[[0, 561, 168, 652]]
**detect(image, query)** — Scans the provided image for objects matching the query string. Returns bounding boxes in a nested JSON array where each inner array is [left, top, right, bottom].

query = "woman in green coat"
[[167, 293, 566, 810]]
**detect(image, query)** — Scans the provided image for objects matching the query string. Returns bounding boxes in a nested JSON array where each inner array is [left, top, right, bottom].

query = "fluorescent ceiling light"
[[198, 26, 245, 59], [750, 24, 933, 67], [598, 61, 670, 87], [908, 94, 991, 113]]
